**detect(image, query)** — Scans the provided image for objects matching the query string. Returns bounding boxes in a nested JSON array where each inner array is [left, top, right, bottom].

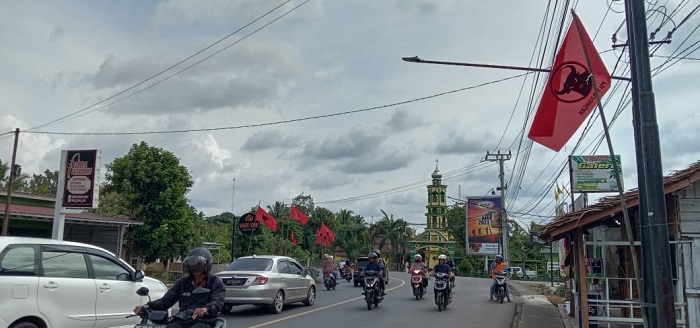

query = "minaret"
[[426, 159, 447, 230]]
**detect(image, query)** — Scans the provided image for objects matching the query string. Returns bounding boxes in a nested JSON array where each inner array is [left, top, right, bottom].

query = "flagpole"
[[231, 178, 236, 261], [571, 12, 646, 328]]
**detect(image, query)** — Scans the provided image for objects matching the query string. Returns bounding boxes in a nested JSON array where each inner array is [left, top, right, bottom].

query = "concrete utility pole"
[[485, 150, 511, 261], [2, 128, 20, 236], [625, 0, 676, 326]]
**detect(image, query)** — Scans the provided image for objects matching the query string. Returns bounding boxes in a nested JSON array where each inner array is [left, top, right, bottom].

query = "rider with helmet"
[[322, 254, 338, 283], [430, 254, 454, 300], [133, 248, 226, 328], [410, 254, 428, 288], [446, 255, 456, 287], [364, 252, 386, 296], [489, 254, 511, 302]]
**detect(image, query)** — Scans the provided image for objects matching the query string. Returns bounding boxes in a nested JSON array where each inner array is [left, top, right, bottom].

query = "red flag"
[[528, 13, 612, 151], [316, 223, 336, 246], [291, 231, 298, 246], [256, 205, 278, 232], [289, 205, 309, 226]]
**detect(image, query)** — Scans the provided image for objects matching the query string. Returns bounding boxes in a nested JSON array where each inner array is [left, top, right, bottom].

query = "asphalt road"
[[221, 273, 517, 328]]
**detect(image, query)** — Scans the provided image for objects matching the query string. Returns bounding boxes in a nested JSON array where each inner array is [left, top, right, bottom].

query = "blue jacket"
[[433, 264, 452, 274], [365, 261, 384, 273]]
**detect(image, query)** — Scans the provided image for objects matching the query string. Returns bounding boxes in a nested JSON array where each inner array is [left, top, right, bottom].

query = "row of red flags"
[[254, 205, 335, 246]]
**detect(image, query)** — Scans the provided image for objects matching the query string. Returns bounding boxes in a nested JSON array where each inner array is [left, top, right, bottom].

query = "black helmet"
[[183, 248, 213, 275], [369, 252, 378, 259]]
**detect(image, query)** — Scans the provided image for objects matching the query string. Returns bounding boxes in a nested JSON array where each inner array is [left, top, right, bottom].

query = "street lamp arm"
[[401, 56, 631, 82]]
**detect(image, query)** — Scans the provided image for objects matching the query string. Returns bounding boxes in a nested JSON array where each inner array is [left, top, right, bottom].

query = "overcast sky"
[[1, 0, 698, 232]]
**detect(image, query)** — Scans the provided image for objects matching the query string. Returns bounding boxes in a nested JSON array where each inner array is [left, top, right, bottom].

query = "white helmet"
[[414, 254, 422, 261], [438, 254, 447, 261], [495, 254, 503, 260], [329, 255, 333, 261]]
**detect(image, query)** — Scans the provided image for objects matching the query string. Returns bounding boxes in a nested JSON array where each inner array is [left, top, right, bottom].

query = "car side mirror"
[[136, 286, 150, 297], [134, 270, 145, 281]]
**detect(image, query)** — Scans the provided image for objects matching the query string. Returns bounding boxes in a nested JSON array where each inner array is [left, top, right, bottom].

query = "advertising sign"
[[238, 212, 261, 234], [466, 196, 502, 255], [61, 150, 101, 208], [570, 155, 622, 193]]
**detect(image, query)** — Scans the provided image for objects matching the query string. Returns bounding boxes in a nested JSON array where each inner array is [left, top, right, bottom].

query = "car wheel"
[[222, 304, 233, 313], [303, 286, 316, 306], [10, 322, 39, 328], [270, 290, 284, 314]]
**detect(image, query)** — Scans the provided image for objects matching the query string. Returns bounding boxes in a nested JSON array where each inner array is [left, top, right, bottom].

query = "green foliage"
[[104, 141, 200, 263]]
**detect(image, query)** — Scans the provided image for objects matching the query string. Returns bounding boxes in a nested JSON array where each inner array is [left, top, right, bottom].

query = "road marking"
[[249, 276, 407, 328]]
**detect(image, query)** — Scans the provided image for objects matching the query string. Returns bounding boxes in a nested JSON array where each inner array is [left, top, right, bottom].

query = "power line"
[[26, 0, 305, 132], [22, 73, 529, 136]]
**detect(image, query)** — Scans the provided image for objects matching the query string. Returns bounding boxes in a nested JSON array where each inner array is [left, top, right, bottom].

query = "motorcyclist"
[[430, 254, 454, 301], [446, 255, 456, 287], [342, 258, 353, 276], [133, 248, 226, 328], [410, 254, 428, 288], [489, 254, 511, 302], [322, 254, 337, 283], [373, 249, 387, 281], [363, 252, 386, 296]]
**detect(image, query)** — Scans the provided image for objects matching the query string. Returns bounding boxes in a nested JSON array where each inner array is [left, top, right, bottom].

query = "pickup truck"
[[505, 267, 537, 279]]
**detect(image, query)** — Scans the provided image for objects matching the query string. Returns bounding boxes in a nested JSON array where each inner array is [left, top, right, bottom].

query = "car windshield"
[[225, 258, 274, 272], [355, 258, 369, 267]]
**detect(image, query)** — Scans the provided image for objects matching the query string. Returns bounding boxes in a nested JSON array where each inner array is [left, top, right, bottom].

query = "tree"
[[21, 169, 59, 196], [0, 158, 29, 191], [104, 141, 201, 264], [373, 210, 409, 267]]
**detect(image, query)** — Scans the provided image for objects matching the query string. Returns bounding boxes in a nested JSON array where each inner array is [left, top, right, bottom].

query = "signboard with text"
[[570, 155, 622, 193], [466, 196, 502, 255], [61, 149, 101, 208], [238, 212, 261, 234]]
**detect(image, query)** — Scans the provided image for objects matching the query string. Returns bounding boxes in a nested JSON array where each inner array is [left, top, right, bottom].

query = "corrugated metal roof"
[[1, 203, 139, 225], [539, 161, 700, 241]]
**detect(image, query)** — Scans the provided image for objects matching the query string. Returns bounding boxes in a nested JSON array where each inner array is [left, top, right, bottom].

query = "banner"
[[61, 149, 101, 208], [238, 212, 261, 234], [570, 155, 622, 192], [466, 196, 502, 255]]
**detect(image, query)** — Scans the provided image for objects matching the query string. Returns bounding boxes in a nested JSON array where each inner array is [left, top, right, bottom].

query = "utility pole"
[[2, 128, 20, 236], [625, 0, 675, 326], [485, 150, 511, 261], [231, 177, 236, 262]]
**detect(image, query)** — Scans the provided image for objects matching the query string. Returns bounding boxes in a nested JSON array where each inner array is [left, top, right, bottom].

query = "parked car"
[[505, 266, 537, 279], [215, 255, 316, 314], [352, 256, 389, 287], [0, 236, 168, 328]]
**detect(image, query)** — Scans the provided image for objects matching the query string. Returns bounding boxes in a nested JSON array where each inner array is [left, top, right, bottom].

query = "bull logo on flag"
[[552, 62, 593, 103]]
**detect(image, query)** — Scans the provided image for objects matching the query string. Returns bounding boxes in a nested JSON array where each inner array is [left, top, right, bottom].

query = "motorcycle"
[[433, 272, 452, 311], [362, 270, 384, 310], [494, 271, 508, 304], [411, 270, 426, 300], [129, 286, 226, 328], [341, 268, 352, 282], [324, 272, 337, 290]]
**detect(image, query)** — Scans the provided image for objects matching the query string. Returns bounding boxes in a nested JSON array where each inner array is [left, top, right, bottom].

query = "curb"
[[509, 284, 524, 328]]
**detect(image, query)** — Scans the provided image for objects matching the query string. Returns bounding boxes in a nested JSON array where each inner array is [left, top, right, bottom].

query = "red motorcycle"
[[411, 270, 427, 299]]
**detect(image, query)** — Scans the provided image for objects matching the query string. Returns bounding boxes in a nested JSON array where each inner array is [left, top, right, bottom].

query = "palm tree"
[[0, 159, 29, 191], [373, 210, 410, 269]]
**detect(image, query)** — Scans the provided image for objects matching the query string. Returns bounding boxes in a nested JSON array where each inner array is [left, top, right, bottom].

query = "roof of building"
[[539, 161, 700, 241], [1, 203, 141, 225]]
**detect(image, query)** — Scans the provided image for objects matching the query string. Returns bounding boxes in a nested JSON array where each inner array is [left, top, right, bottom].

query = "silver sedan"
[[215, 255, 316, 314]]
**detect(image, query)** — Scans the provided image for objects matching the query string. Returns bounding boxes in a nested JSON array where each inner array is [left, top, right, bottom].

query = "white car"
[[0, 236, 168, 328]]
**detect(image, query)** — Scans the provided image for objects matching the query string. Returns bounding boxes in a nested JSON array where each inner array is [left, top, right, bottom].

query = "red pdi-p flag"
[[528, 13, 612, 152], [289, 205, 309, 226], [256, 205, 278, 232], [319, 223, 336, 246], [291, 231, 298, 246]]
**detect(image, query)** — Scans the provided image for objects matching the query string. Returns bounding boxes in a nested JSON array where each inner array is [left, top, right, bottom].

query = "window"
[[0, 246, 37, 276], [288, 262, 304, 275], [42, 251, 89, 279], [225, 258, 274, 271], [441, 193, 445, 203], [277, 260, 290, 274], [90, 255, 131, 281]]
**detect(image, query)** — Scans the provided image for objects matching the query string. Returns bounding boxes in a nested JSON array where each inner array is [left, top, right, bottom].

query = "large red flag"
[[528, 13, 612, 151], [317, 223, 336, 246], [291, 231, 298, 246], [256, 205, 278, 232], [289, 205, 309, 226]]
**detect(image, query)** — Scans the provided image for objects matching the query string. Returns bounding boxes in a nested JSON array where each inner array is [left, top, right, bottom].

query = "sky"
[[1, 0, 699, 232]]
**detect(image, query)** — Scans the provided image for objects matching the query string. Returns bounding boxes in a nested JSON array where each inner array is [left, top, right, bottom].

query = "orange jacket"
[[491, 262, 507, 279]]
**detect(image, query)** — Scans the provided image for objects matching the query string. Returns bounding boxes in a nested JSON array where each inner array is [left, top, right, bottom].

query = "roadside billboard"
[[466, 196, 502, 255], [570, 155, 622, 193], [61, 149, 101, 208]]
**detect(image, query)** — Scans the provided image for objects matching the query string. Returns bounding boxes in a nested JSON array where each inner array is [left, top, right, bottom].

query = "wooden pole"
[[2, 128, 20, 236], [576, 228, 590, 327]]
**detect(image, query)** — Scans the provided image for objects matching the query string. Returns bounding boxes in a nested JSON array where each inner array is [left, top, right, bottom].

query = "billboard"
[[570, 155, 622, 193], [61, 149, 101, 208], [466, 196, 502, 255]]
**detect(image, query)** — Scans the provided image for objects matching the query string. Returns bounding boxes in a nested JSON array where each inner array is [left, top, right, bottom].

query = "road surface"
[[221, 273, 517, 328]]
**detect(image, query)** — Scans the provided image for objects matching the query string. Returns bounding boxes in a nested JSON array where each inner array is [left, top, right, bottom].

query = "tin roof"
[[538, 161, 700, 241], [1, 203, 140, 225]]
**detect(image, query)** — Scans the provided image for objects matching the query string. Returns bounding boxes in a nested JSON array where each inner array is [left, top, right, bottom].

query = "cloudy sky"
[[1, 0, 698, 231]]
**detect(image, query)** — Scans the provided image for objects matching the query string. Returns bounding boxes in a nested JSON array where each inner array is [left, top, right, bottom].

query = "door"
[[89, 253, 142, 328], [276, 260, 300, 300], [288, 261, 310, 301], [0, 244, 40, 326], [38, 248, 97, 328]]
